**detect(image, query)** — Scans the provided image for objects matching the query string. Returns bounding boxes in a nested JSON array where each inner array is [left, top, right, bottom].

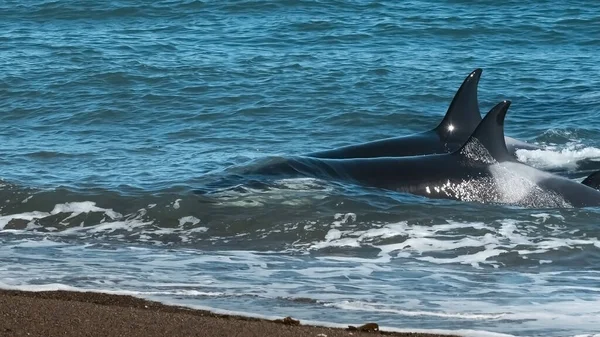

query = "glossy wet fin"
[[582, 171, 600, 190], [434, 68, 483, 136], [456, 100, 513, 163]]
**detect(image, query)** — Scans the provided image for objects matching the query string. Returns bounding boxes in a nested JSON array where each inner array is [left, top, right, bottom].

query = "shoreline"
[[0, 289, 458, 337]]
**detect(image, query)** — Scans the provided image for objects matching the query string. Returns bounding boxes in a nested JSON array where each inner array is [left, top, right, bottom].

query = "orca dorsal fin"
[[434, 68, 483, 136], [455, 100, 513, 163], [582, 171, 600, 190]]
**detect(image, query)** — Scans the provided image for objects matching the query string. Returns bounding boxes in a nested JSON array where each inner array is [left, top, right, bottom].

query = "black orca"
[[255, 101, 600, 208], [307, 69, 540, 159]]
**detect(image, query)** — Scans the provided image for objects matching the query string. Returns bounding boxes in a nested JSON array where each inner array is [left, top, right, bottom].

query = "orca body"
[[307, 69, 540, 159], [255, 101, 600, 208]]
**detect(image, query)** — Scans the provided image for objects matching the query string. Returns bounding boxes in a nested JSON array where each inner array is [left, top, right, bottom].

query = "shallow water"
[[1, 1, 600, 336]]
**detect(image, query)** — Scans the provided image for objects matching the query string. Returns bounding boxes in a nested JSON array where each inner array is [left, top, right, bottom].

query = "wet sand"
[[0, 289, 457, 337]]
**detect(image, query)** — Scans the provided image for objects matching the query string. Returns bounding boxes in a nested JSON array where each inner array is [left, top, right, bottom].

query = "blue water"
[[1, 1, 600, 336]]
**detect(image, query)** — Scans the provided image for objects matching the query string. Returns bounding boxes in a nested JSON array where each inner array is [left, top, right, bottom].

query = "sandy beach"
[[0, 289, 457, 337]]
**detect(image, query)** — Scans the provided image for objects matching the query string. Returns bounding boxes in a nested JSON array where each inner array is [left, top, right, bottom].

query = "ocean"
[[1, 1, 599, 336]]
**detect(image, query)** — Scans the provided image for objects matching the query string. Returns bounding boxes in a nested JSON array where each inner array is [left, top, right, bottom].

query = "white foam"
[[0, 211, 49, 230], [0, 202, 122, 230], [0, 282, 224, 298], [530, 213, 565, 222], [170, 301, 515, 337], [85, 219, 150, 234], [179, 216, 200, 226], [275, 178, 330, 191], [374, 328, 515, 337], [333, 213, 356, 225], [172, 199, 182, 209], [10, 238, 65, 248], [516, 144, 600, 171], [0, 282, 82, 292], [498, 220, 532, 245], [51, 201, 122, 221], [1, 277, 513, 337], [303, 216, 600, 269], [429, 250, 505, 268], [1, 241, 599, 336], [0, 203, 210, 245], [326, 300, 506, 320], [310, 228, 361, 249]]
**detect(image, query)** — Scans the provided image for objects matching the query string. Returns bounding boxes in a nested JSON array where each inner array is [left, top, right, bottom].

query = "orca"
[[307, 69, 540, 159], [254, 101, 600, 208]]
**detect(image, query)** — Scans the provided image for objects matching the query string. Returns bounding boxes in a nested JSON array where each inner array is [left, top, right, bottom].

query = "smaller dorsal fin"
[[582, 171, 600, 190], [434, 68, 483, 136], [455, 100, 513, 163]]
